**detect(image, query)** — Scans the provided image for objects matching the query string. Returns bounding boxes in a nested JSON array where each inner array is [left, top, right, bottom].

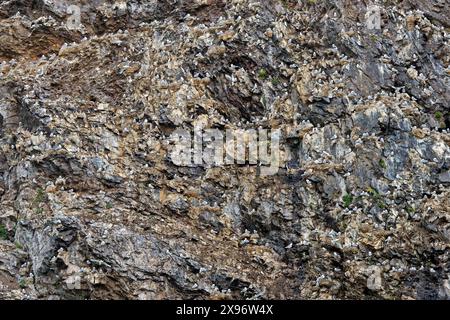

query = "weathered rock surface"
[[0, 0, 449, 299]]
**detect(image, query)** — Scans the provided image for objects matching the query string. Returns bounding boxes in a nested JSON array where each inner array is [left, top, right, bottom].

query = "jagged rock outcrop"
[[0, 0, 449, 299]]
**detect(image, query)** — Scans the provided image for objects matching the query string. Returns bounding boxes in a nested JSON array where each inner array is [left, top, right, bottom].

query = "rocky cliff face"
[[0, 0, 449, 300]]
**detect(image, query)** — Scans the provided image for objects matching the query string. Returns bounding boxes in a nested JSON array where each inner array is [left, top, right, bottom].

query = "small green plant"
[[18, 278, 27, 289], [33, 187, 46, 205], [0, 224, 8, 240], [258, 68, 268, 80], [367, 187, 379, 197], [435, 111, 442, 120], [15, 242, 23, 250], [271, 77, 280, 85], [33, 187, 47, 215], [343, 194, 353, 208], [367, 187, 387, 209], [379, 159, 387, 169], [106, 202, 113, 209], [377, 201, 386, 209], [405, 206, 415, 214]]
